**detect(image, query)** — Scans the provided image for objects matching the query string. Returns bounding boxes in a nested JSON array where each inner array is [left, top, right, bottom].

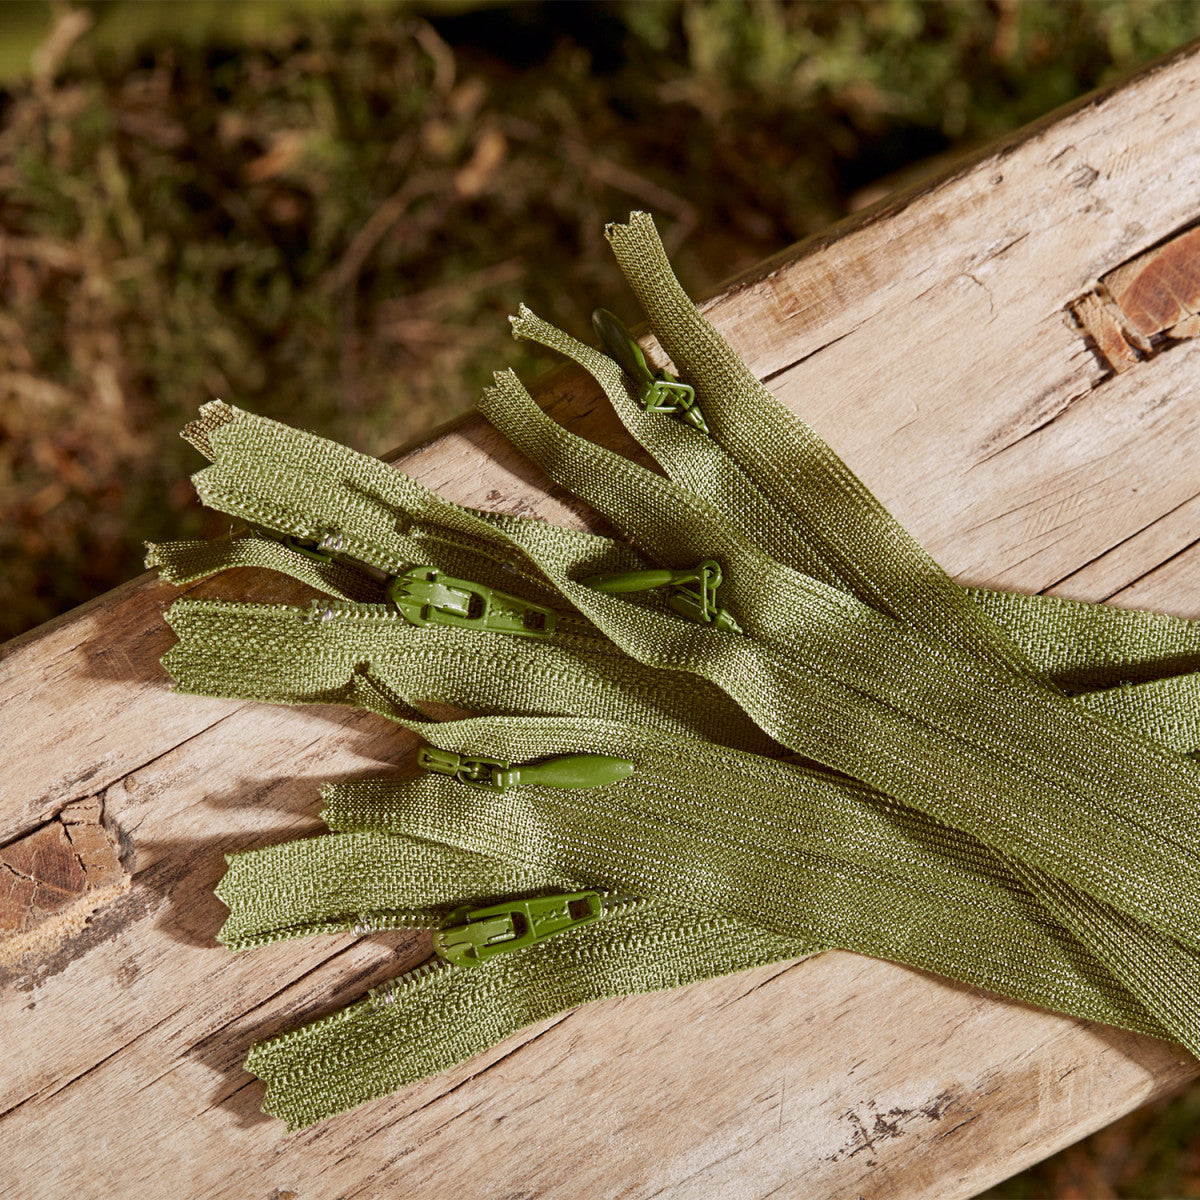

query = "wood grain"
[[5, 44, 1200, 1200]]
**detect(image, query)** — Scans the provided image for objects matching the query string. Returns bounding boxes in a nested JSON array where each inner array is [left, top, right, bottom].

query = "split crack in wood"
[[0, 793, 130, 966], [1073, 224, 1200, 372]]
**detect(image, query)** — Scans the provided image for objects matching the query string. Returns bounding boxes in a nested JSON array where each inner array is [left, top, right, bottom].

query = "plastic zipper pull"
[[432, 891, 606, 967], [417, 747, 634, 791], [388, 566, 558, 638], [581, 558, 743, 634], [591, 308, 710, 434]]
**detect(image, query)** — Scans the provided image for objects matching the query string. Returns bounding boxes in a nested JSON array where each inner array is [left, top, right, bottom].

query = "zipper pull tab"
[[388, 566, 558, 638], [433, 891, 605, 967], [581, 558, 743, 634], [591, 308, 709, 434], [493, 753, 635, 789], [417, 747, 634, 791]]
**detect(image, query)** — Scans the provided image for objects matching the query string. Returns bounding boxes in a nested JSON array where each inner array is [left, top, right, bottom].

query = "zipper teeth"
[[237, 893, 643, 958], [202, 487, 415, 578], [223, 910, 439, 953], [408, 522, 549, 589], [222, 922, 341, 953], [272, 895, 650, 1058], [315, 894, 646, 1021], [256, 957, 455, 1058], [303, 599, 398, 622], [600, 890, 646, 916], [301, 595, 610, 651], [366, 957, 450, 1009], [353, 910, 440, 934]]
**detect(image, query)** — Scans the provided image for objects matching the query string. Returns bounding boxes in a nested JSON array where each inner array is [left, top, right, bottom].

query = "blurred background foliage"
[[5, 0, 1200, 646], [2, 1, 1200, 1195]]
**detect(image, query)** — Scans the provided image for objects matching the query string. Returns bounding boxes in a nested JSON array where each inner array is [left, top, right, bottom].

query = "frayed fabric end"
[[605, 210, 653, 242], [508, 302, 538, 341], [181, 399, 237, 459]]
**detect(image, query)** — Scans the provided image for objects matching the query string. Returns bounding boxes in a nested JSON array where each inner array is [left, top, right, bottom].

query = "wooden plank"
[[5, 44, 1200, 1199]]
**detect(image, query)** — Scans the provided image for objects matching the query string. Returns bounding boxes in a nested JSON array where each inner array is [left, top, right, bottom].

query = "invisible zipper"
[[227, 886, 641, 978], [366, 890, 643, 994], [432, 889, 640, 967], [251, 523, 560, 640], [220, 907, 440, 953]]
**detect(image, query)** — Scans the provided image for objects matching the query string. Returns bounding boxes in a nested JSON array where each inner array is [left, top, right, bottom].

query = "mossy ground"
[[4, 3, 1200, 1193], [5, 0, 1197, 641]]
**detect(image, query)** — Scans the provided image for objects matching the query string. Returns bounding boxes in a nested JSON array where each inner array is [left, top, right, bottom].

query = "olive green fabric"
[[155, 212, 1200, 1128], [243, 895, 811, 1131]]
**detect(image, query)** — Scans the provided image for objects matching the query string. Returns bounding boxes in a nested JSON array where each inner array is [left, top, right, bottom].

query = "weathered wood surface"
[[5, 43, 1200, 1200]]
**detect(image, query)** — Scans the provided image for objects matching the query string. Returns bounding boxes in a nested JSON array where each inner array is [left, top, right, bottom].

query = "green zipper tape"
[[161, 596, 781, 753], [174, 398, 1200, 1108], [320, 715, 1189, 1039], [244, 897, 811, 1131], [155, 212, 1200, 1128], [146, 531, 385, 602]]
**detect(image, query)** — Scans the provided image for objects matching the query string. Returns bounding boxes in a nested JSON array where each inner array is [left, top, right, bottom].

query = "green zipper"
[[174, 386, 1200, 1123], [242, 893, 810, 1131], [221, 706, 1184, 1129], [155, 211, 1200, 1132]]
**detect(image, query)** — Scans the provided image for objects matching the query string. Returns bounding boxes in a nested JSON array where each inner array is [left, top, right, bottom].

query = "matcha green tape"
[[147, 531, 384, 602], [155, 212, 1200, 1128], [320, 718, 1176, 1037]]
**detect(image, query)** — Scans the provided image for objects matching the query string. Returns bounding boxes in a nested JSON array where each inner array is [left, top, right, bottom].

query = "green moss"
[[1, 1, 1197, 641]]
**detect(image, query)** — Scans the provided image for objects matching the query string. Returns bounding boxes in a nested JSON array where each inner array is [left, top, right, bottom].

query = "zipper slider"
[[248, 524, 393, 583], [417, 747, 635, 790], [387, 566, 558, 638], [580, 558, 743, 634], [245, 523, 336, 563], [432, 891, 605, 967], [280, 535, 334, 562], [591, 308, 710, 434]]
